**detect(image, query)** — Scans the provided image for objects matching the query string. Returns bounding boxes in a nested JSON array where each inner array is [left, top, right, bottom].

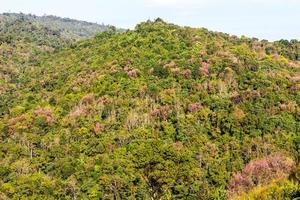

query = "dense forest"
[[0, 13, 116, 116], [0, 16, 300, 199]]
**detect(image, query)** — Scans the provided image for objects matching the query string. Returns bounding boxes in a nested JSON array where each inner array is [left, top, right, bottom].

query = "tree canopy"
[[0, 18, 299, 199]]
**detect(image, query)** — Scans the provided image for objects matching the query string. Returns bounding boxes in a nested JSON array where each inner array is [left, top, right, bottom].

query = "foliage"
[[0, 13, 117, 116], [228, 153, 295, 197], [234, 179, 300, 200], [0, 18, 299, 199]]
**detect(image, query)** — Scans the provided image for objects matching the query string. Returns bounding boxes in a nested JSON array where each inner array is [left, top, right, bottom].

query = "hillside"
[[0, 13, 117, 116], [0, 19, 300, 199]]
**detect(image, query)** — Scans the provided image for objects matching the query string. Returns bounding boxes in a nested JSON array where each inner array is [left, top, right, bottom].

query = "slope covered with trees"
[[0, 13, 117, 116], [0, 19, 299, 199]]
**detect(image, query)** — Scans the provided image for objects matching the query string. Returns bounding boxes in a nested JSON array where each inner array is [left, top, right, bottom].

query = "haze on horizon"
[[1, 0, 299, 41]]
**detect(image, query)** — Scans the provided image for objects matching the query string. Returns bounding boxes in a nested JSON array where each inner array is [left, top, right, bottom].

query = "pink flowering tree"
[[187, 104, 201, 112], [200, 62, 209, 76], [34, 107, 55, 124], [127, 69, 138, 78], [182, 69, 192, 78], [228, 153, 295, 197]]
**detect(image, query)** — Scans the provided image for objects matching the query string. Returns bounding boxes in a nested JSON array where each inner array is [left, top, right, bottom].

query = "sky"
[[1, 0, 299, 41]]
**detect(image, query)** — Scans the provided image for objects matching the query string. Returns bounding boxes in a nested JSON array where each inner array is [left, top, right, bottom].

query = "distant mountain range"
[[0, 13, 122, 40]]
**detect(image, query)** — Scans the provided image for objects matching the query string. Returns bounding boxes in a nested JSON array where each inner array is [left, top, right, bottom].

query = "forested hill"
[[0, 12, 116, 75], [0, 13, 117, 115], [0, 18, 300, 199]]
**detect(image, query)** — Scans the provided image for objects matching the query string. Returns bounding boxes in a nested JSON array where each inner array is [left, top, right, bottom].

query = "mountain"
[[0, 13, 118, 116], [0, 18, 299, 199], [0, 13, 116, 39]]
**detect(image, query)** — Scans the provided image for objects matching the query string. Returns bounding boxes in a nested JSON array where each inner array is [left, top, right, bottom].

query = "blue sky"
[[1, 0, 299, 41]]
